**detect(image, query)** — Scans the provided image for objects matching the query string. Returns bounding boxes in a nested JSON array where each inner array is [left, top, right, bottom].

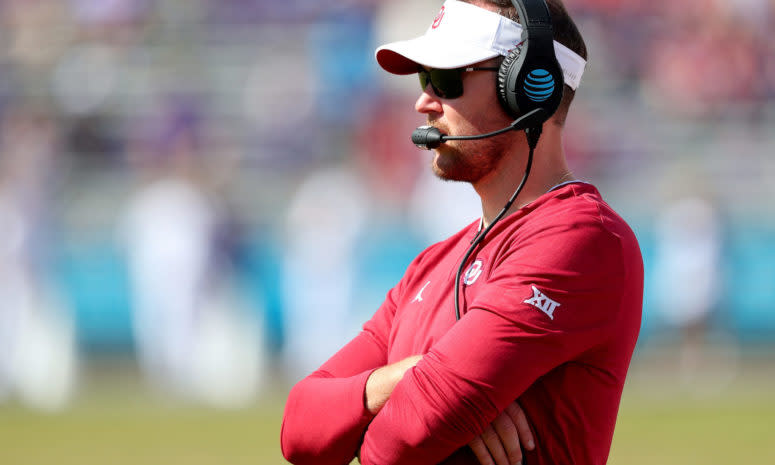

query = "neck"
[[474, 124, 573, 227]]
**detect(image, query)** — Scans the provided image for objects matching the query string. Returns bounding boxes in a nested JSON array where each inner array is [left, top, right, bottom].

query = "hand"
[[469, 400, 535, 465]]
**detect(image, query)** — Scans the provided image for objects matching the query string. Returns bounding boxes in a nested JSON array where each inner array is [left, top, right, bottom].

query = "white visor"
[[375, 0, 586, 90]]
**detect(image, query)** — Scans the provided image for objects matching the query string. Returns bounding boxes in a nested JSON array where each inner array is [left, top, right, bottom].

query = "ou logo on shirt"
[[463, 259, 483, 285]]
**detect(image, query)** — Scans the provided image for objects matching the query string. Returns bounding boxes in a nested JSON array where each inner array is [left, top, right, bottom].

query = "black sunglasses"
[[418, 66, 500, 99]]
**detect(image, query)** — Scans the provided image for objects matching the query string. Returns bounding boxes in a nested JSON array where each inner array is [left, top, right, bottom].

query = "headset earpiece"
[[496, 0, 565, 123], [497, 43, 526, 119]]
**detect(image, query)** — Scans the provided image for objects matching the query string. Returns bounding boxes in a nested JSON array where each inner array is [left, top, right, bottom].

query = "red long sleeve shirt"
[[281, 182, 643, 465]]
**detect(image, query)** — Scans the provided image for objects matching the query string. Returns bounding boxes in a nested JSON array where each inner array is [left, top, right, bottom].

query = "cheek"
[[449, 88, 509, 133], [442, 106, 487, 137], [476, 86, 511, 127]]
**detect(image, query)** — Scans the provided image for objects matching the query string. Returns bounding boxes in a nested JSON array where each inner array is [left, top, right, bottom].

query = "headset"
[[496, 0, 564, 122]]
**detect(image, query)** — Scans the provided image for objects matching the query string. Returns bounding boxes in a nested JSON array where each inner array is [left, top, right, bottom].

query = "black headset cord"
[[454, 125, 542, 321]]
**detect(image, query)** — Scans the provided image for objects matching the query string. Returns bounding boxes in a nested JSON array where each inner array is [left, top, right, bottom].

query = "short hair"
[[462, 0, 587, 126]]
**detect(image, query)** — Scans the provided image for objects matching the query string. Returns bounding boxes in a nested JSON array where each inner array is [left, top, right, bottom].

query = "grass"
[[0, 361, 288, 465], [0, 402, 285, 465], [0, 353, 773, 464], [611, 395, 775, 465], [608, 351, 775, 465]]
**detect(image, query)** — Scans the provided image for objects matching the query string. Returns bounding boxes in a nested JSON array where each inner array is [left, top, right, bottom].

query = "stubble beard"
[[430, 135, 505, 184]]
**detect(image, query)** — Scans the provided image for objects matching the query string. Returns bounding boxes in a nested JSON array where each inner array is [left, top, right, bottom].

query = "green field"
[[609, 365, 775, 465], [1, 355, 773, 465]]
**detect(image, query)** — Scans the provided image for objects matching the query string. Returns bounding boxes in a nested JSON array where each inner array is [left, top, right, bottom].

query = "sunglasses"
[[418, 66, 500, 99]]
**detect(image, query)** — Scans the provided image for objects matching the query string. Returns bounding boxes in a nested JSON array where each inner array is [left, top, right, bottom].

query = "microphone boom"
[[410, 108, 547, 150]]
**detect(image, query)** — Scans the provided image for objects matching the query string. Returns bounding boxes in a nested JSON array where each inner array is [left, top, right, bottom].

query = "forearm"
[[360, 355, 489, 465], [365, 354, 423, 414], [281, 330, 390, 465], [282, 354, 423, 465], [282, 369, 376, 465]]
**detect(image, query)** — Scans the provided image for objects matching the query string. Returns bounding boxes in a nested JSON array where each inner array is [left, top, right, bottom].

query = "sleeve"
[[281, 273, 403, 465], [359, 221, 627, 465]]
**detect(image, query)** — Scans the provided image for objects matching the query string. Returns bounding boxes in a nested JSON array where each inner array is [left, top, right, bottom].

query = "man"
[[281, 1, 643, 464]]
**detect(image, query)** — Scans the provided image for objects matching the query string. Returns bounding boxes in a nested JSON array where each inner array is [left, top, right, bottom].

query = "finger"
[[469, 436, 495, 465], [480, 424, 511, 465], [492, 411, 523, 465], [505, 401, 535, 451]]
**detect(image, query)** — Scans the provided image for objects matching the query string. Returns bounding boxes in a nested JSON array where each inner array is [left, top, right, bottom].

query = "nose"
[[415, 87, 443, 115]]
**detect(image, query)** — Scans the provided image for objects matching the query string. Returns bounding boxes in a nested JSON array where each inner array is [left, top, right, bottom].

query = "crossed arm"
[[281, 301, 575, 465], [282, 302, 608, 464], [365, 355, 535, 465]]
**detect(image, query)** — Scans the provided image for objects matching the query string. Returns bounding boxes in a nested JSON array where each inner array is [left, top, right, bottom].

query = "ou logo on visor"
[[463, 259, 484, 285], [432, 6, 445, 29]]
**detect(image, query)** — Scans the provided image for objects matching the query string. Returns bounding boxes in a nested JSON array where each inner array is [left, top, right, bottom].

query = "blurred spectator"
[[306, 5, 378, 125], [651, 188, 729, 386], [1, 0, 75, 71], [122, 99, 264, 406], [644, 5, 758, 118], [68, 0, 150, 46], [280, 162, 369, 381], [280, 91, 427, 381], [0, 102, 77, 411]]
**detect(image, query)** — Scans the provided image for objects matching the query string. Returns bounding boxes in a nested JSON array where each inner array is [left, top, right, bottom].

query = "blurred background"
[[0, 0, 773, 463]]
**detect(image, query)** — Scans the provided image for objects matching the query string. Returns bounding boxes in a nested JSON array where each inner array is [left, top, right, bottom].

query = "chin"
[[431, 150, 478, 183]]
